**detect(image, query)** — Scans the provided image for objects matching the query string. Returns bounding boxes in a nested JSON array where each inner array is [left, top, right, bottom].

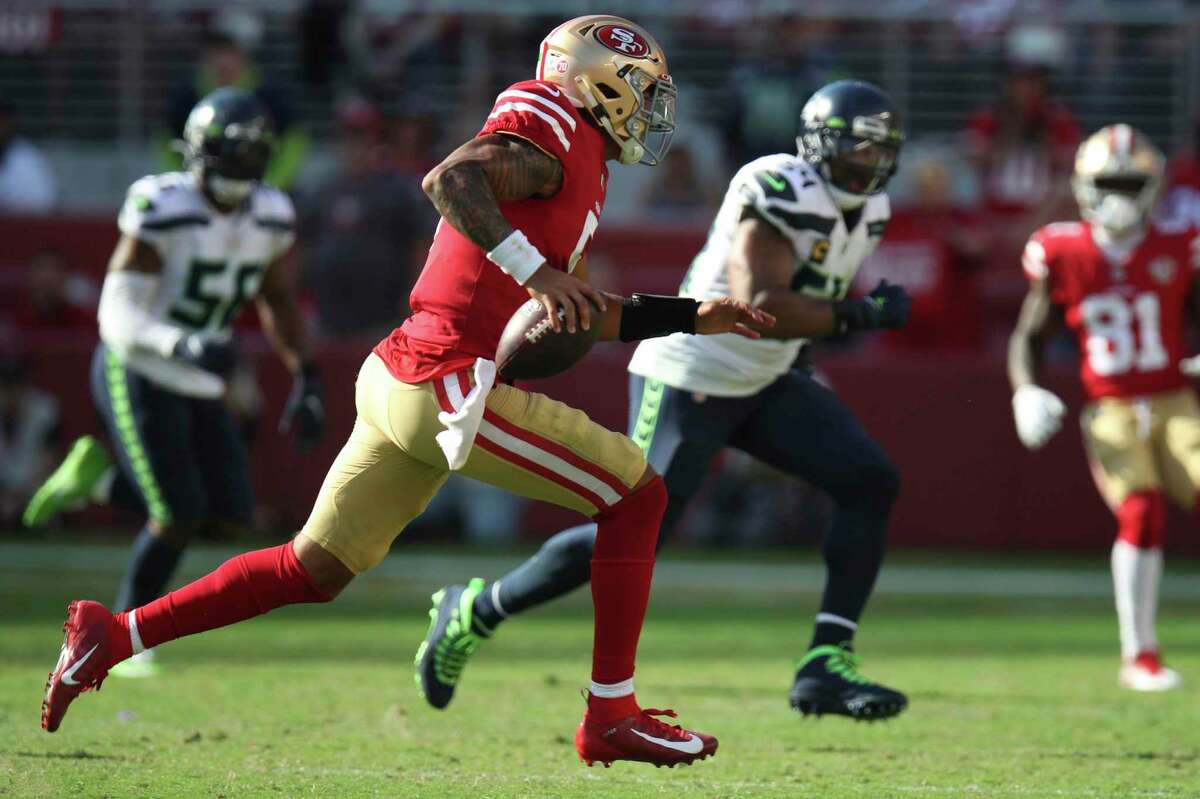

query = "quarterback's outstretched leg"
[[42, 538, 337, 732]]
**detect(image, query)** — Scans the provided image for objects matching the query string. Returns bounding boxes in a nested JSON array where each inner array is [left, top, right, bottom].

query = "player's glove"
[[173, 334, 236, 377], [280, 363, 326, 450], [1180, 355, 1200, 377], [1012, 384, 1066, 450], [832, 280, 912, 335]]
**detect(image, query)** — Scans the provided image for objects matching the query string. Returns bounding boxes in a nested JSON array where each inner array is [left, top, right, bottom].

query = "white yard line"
[[4, 542, 1200, 600]]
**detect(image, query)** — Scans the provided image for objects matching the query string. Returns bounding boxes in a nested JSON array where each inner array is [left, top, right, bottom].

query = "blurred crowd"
[[5, 3, 1200, 540]]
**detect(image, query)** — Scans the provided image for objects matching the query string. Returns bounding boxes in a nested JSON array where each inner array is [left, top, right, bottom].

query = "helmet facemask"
[[577, 64, 676, 165], [800, 126, 899, 198], [1072, 125, 1163, 237]]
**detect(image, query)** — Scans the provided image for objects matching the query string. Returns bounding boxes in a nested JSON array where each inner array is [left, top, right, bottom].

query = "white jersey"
[[627, 153, 890, 397], [108, 172, 295, 397]]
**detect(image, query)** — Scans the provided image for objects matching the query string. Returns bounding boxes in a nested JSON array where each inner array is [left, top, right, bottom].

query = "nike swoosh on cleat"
[[631, 729, 704, 754], [60, 644, 99, 686]]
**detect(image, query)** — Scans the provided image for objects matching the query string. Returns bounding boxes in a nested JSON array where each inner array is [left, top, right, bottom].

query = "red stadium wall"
[[9, 216, 1195, 553]]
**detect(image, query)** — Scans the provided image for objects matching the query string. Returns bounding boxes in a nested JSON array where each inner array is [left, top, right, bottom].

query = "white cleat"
[[109, 648, 161, 679], [1119, 651, 1182, 692]]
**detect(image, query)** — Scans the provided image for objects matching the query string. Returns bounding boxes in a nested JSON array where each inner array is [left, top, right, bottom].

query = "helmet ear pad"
[[574, 72, 647, 166]]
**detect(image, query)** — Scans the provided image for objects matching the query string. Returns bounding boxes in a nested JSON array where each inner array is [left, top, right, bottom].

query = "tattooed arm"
[[421, 133, 563, 251], [421, 132, 606, 333]]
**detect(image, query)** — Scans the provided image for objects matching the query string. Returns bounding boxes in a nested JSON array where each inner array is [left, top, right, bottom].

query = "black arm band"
[[618, 293, 701, 342]]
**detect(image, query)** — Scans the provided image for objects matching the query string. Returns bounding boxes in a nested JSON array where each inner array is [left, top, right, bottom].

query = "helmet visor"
[[827, 136, 898, 195], [626, 67, 676, 166], [1093, 175, 1148, 195]]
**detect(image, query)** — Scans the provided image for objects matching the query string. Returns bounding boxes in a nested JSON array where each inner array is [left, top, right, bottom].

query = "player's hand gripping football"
[[1012, 383, 1066, 449], [695, 297, 777, 339], [525, 265, 608, 335]]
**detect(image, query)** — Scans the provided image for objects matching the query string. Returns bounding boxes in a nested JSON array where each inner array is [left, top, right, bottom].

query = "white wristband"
[[486, 229, 546, 286]]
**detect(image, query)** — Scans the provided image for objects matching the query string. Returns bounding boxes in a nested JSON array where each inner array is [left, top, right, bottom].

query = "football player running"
[[24, 87, 324, 677], [1010, 124, 1200, 692], [419, 80, 914, 721], [40, 16, 771, 768]]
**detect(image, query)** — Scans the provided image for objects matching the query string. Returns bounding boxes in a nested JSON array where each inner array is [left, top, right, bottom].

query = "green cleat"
[[414, 578, 492, 709], [22, 436, 113, 528]]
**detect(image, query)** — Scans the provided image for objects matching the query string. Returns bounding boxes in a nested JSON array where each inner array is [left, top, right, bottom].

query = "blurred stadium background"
[[7, 0, 1200, 553], [6, 3, 1200, 797]]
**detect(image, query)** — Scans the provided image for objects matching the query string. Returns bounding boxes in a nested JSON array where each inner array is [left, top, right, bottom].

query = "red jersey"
[[375, 80, 609, 383], [1022, 220, 1200, 400]]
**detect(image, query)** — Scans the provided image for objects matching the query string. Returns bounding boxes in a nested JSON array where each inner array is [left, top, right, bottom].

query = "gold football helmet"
[[536, 15, 676, 166], [1072, 124, 1165, 235]]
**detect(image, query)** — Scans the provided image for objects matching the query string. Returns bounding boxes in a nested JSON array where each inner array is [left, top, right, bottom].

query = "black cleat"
[[414, 579, 491, 709], [789, 644, 908, 721]]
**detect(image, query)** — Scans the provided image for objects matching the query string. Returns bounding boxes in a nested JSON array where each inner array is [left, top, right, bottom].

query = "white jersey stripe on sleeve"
[[496, 90, 576, 130], [488, 102, 572, 153]]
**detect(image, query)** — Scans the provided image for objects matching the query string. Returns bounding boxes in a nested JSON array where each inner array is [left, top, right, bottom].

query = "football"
[[495, 298, 601, 380]]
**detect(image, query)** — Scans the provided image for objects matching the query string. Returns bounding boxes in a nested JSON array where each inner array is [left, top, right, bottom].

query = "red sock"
[[589, 475, 666, 709], [1116, 491, 1166, 548], [110, 542, 330, 667]]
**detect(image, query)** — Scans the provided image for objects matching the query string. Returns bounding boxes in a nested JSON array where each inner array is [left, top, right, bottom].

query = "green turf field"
[[2, 541, 1198, 798]]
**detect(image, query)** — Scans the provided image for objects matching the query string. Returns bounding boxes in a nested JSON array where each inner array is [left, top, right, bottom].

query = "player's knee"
[[292, 534, 355, 598], [633, 463, 660, 491], [1116, 491, 1166, 549], [830, 450, 899, 515], [615, 472, 667, 519], [871, 454, 901, 508]]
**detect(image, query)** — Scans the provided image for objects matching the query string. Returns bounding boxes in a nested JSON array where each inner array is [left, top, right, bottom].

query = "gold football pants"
[[1081, 388, 1200, 510], [300, 353, 647, 573]]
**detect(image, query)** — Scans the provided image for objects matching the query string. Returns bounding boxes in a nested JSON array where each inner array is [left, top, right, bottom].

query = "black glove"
[[832, 280, 912, 335], [280, 363, 325, 450], [173, 334, 236, 377]]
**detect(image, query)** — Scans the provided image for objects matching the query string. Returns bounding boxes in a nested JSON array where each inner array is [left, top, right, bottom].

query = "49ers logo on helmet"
[[595, 24, 650, 58]]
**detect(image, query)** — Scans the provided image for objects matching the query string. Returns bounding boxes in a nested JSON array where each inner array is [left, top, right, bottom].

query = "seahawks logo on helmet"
[[798, 80, 904, 197]]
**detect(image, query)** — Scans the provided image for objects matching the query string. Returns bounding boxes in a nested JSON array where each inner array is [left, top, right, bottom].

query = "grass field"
[[2, 540, 1199, 799]]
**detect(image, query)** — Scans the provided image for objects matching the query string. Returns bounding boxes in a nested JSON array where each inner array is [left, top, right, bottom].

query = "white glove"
[[1012, 384, 1066, 450], [1180, 355, 1200, 377]]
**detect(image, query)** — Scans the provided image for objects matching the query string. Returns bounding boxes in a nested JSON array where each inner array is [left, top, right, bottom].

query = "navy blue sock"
[[472, 523, 598, 630], [115, 525, 186, 612]]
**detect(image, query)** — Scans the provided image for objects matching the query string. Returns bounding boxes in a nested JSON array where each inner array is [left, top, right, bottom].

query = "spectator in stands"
[[297, 96, 432, 338], [856, 158, 985, 351], [14, 249, 96, 334], [723, 17, 844, 166], [962, 59, 1080, 221], [0, 100, 58, 214], [0, 352, 60, 526], [639, 144, 720, 224], [1163, 117, 1200, 226], [162, 11, 309, 191]]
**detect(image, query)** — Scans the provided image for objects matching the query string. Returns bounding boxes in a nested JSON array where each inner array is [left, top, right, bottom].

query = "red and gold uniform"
[[377, 80, 608, 384], [1022, 219, 1200, 509], [302, 81, 643, 574]]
